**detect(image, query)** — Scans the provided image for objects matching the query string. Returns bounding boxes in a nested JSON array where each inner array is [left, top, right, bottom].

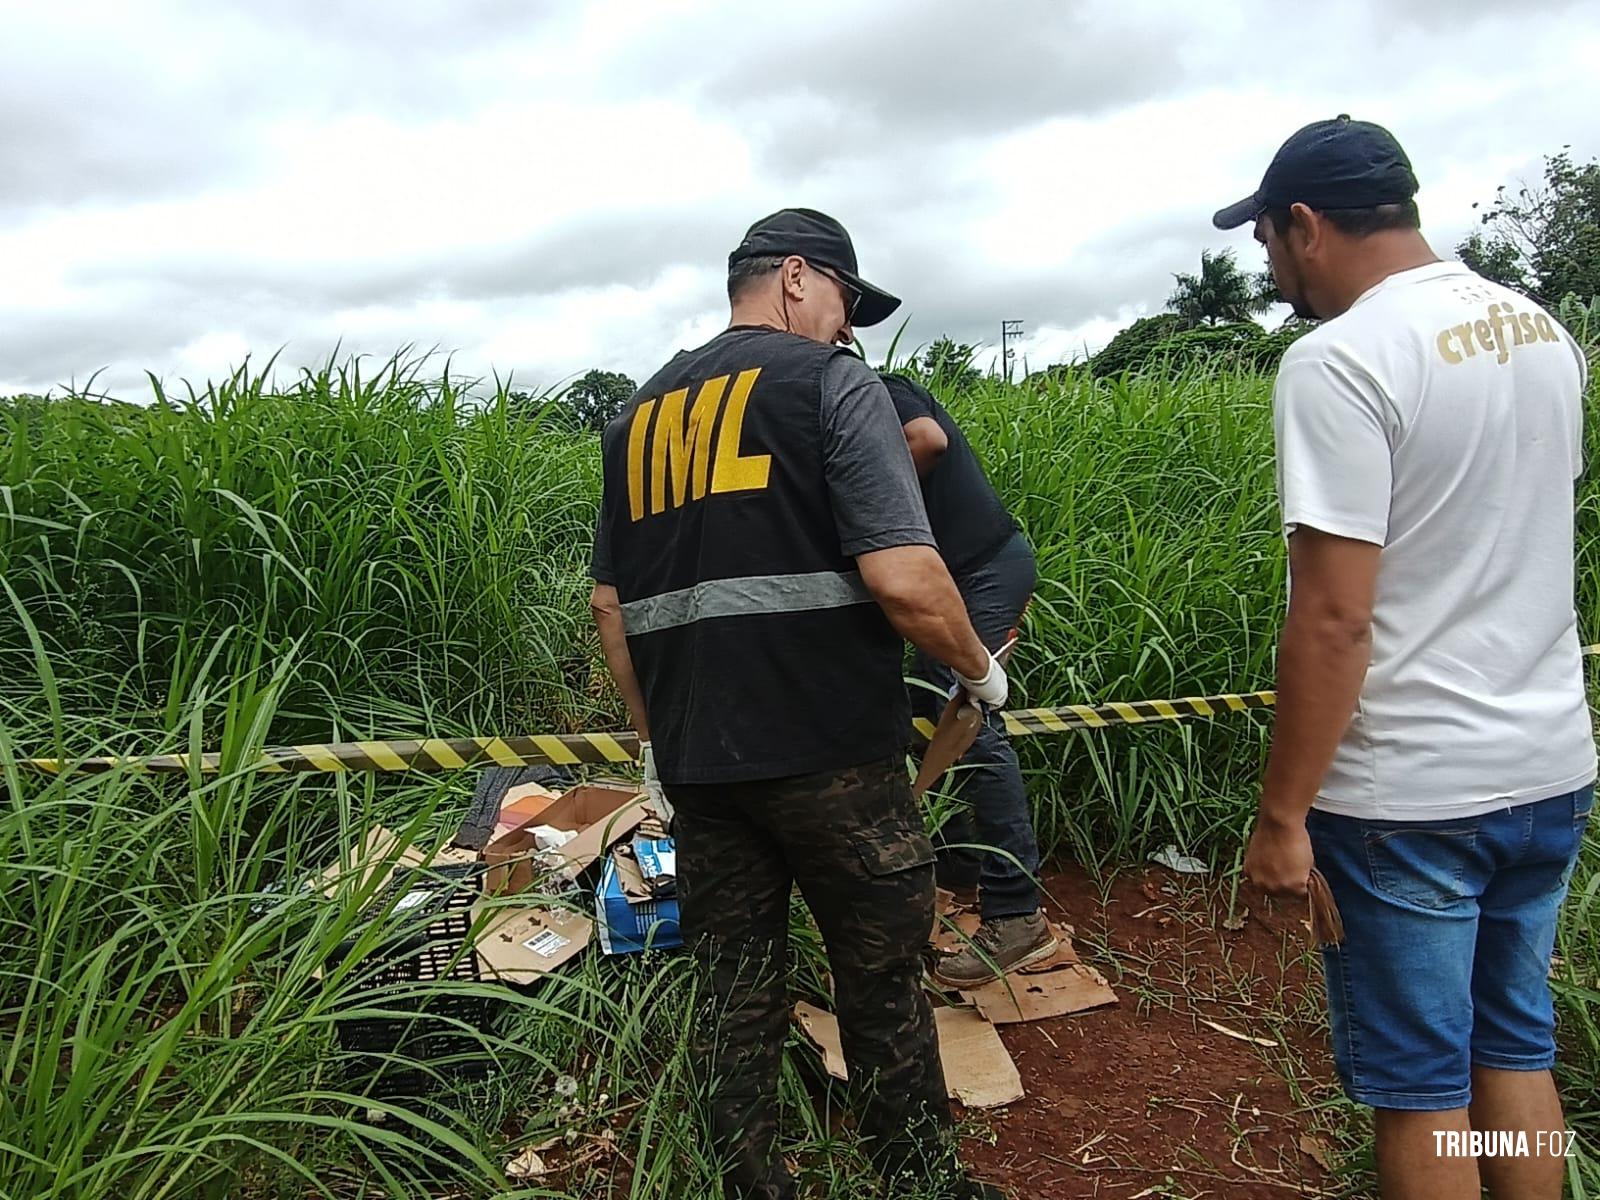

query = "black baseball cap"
[[728, 207, 901, 327], [1213, 115, 1419, 230]]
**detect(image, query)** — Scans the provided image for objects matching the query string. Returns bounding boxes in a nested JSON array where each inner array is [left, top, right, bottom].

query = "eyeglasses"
[[808, 261, 862, 324]]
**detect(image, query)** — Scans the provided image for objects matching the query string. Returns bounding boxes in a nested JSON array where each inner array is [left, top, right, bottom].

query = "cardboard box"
[[472, 900, 595, 984], [314, 780, 655, 991], [483, 782, 647, 897], [595, 854, 682, 954], [489, 780, 561, 842]]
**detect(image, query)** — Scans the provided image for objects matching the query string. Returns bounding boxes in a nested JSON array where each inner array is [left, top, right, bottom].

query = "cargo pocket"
[[854, 827, 936, 877], [1364, 825, 1476, 911]]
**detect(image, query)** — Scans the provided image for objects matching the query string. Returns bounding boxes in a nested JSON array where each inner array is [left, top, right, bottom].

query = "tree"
[[1089, 313, 1187, 378], [1456, 149, 1600, 305], [1089, 312, 1315, 379], [1456, 231, 1532, 294], [912, 336, 982, 392], [1167, 249, 1276, 327], [562, 369, 637, 431], [1251, 267, 1280, 309]]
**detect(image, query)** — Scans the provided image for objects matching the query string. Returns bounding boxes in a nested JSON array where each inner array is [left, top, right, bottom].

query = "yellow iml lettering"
[[1519, 313, 1539, 344], [650, 377, 729, 514], [1535, 313, 1558, 342], [1436, 328, 1463, 364], [711, 368, 772, 496], [626, 397, 656, 522], [1452, 323, 1477, 357]]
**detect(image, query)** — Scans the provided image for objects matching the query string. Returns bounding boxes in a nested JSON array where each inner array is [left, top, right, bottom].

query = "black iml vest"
[[598, 327, 909, 785]]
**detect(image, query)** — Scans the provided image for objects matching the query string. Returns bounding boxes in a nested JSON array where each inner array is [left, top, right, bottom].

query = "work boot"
[[932, 911, 1057, 988]]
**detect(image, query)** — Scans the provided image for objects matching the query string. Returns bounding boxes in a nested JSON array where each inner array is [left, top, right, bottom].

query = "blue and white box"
[[595, 842, 682, 955]]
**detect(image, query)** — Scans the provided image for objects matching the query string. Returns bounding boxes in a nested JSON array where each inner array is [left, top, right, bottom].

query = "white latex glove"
[[639, 740, 674, 824], [955, 652, 1009, 710]]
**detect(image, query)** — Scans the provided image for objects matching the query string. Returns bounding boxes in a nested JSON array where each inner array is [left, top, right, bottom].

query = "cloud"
[[2, 0, 1599, 398]]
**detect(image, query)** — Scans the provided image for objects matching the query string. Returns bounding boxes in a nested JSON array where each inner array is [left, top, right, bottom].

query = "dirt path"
[[959, 863, 1351, 1199]]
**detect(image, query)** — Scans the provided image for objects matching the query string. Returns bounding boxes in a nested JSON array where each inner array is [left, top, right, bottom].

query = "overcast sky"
[[4, 0, 1599, 398]]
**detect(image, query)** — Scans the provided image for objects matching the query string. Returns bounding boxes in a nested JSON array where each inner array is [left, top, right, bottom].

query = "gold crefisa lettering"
[[626, 368, 773, 521], [1435, 302, 1565, 366]]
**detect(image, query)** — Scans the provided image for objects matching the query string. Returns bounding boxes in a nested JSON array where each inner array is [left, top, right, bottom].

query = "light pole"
[[1001, 319, 1024, 382]]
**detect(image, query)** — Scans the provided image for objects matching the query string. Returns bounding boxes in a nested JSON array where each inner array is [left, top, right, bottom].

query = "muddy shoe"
[[932, 911, 1057, 988]]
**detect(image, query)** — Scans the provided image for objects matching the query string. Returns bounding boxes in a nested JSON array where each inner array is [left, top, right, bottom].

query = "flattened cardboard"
[[960, 959, 1118, 1024], [932, 906, 1117, 1023], [473, 900, 594, 983], [793, 1002, 1024, 1109], [484, 783, 647, 896], [309, 825, 475, 898], [309, 825, 406, 895], [793, 1002, 849, 1080], [933, 1006, 1025, 1108]]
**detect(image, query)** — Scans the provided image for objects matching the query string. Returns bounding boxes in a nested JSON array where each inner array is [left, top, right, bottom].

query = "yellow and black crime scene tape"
[[22, 645, 1600, 776]]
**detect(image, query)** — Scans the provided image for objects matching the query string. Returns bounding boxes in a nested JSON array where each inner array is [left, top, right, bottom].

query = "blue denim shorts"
[[1306, 785, 1593, 1111]]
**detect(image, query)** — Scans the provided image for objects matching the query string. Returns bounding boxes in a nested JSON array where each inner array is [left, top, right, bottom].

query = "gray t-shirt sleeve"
[[590, 424, 619, 585], [589, 507, 615, 584], [820, 354, 936, 557]]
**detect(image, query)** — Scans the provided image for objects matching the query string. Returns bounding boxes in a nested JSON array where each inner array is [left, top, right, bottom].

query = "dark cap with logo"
[[1213, 115, 1419, 230], [728, 207, 901, 327]]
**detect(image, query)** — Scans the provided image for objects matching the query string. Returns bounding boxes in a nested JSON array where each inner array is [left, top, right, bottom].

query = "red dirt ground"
[[958, 863, 1350, 1199]]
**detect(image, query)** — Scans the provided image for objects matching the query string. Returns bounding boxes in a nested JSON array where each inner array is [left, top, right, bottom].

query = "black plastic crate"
[[327, 861, 496, 1096]]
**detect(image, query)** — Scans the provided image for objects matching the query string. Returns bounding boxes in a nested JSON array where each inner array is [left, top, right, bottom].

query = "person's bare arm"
[[857, 544, 989, 680], [1245, 528, 1379, 894], [902, 416, 948, 478], [589, 583, 651, 740]]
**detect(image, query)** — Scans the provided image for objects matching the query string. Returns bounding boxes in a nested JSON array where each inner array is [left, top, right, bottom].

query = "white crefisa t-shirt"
[[1274, 260, 1596, 821]]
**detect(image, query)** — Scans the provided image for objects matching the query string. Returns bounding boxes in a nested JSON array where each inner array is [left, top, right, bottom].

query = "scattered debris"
[[1198, 1017, 1279, 1048], [793, 1001, 1025, 1109], [1150, 845, 1209, 874], [957, 924, 1117, 1024], [504, 1147, 548, 1179], [1299, 1133, 1336, 1173]]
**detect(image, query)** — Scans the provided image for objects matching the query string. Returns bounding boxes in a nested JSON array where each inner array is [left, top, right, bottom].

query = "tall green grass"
[[1, 353, 603, 750], [1, 347, 1596, 1197]]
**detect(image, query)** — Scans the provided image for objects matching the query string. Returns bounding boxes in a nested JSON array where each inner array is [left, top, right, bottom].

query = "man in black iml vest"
[[590, 209, 1008, 1200], [880, 373, 1052, 987]]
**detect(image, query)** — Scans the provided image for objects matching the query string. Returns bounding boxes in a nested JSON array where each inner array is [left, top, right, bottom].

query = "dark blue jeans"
[[911, 532, 1040, 920]]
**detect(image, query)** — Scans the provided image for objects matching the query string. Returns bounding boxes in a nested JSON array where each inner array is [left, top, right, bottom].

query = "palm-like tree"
[[1168, 249, 1277, 326]]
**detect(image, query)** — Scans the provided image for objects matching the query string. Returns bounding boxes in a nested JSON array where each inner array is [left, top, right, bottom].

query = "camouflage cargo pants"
[[668, 755, 958, 1200]]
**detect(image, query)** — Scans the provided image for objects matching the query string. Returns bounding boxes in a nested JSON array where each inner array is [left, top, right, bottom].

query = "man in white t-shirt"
[[1217, 116, 1594, 1200]]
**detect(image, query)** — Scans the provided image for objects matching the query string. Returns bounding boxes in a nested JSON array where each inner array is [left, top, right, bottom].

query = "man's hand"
[[1243, 811, 1314, 897], [639, 740, 673, 824], [957, 651, 1009, 710]]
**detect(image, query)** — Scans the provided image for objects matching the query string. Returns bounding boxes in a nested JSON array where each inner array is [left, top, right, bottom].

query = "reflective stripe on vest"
[[620, 570, 873, 636]]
